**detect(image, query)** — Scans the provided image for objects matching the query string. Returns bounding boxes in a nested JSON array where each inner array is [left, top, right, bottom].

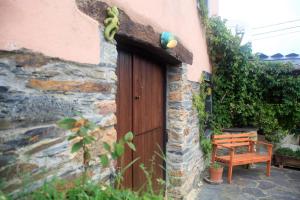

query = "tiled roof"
[[257, 52, 300, 61], [257, 52, 300, 70]]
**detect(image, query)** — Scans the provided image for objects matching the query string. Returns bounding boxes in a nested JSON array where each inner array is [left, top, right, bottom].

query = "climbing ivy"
[[197, 1, 300, 143], [193, 75, 212, 163]]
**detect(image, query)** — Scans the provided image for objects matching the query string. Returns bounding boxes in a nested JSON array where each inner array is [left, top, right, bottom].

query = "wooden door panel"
[[117, 48, 164, 191], [117, 50, 133, 188], [132, 128, 164, 192], [133, 55, 164, 135]]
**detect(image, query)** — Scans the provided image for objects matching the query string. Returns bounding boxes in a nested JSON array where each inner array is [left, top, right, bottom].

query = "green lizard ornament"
[[104, 6, 120, 42]]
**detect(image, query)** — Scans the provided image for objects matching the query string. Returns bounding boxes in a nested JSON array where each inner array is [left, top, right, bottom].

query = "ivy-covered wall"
[[204, 16, 300, 143]]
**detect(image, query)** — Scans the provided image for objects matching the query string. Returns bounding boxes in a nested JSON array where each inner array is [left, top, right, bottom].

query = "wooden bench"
[[211, 132, 273, 183]]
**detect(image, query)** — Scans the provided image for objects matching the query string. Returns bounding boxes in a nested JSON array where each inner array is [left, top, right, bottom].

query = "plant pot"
[[209, 166, 223, 182], [273, 154, 300, 169]]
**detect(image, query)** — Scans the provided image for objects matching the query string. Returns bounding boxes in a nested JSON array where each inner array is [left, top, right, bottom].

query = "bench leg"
[[266, 161, 271, 176], [228, 165, 233, 183]]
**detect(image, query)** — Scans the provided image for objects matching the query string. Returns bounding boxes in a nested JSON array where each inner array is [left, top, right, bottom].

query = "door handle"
[[135, 96, 140, 100]]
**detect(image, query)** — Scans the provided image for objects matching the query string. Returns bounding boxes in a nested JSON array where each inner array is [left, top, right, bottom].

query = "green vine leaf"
[[57, 118, 76, 130], [71, 141, 83, 153], [83, 135, 95, 144], [103, 142, 111, 152], [124, 131, 134, 141], [100, 154, 109, 167], [127, 142, 136, 151], [67, 134, 77, 141], [115, 143, 125, 157]]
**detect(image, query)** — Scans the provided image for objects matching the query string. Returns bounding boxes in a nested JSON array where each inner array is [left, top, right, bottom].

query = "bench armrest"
[[250, 140, 273, 157], [212, 143, 235, 164], [250, 140, 273, 147]]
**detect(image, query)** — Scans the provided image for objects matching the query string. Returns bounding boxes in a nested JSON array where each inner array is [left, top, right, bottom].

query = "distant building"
[[257, 52, 300, 67], [257, 53, 300, 74]]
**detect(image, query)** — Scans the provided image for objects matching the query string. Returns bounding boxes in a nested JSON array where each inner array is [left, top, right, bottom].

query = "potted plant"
[[273, 147, 300, 169], [209, 162, 223, 183]]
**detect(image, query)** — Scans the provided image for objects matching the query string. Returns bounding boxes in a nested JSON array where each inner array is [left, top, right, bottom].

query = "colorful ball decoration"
[[160, 32, 178, 49]]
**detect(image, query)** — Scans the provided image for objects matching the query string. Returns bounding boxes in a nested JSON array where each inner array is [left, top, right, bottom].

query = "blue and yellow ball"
[[160, 32, 178, 49]]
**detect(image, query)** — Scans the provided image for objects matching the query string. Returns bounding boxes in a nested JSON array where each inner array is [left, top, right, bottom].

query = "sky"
[[219, 0, 300, 55]]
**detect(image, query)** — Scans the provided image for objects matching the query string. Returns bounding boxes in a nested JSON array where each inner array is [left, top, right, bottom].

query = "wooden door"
[[117, 48, 165, 191]]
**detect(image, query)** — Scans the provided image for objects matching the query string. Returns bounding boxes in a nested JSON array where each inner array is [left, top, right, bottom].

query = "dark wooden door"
[[117, 48, 164, 191]]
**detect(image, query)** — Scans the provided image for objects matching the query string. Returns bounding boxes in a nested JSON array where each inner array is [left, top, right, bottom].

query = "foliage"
[[198, 0, 208, 26], [3, 116, 166, 200], [57, 116, 97, 184], [99, 131, 137, 189], [199, 11, 300, 143], [210, 162, 223, 169], [100, 131, 135, 167], [0, 190, 7, 200], [24, 131, 166, 199], [28, 177, 165, 200], [193, 74, 212, 163], [275, 147, 300, 159]]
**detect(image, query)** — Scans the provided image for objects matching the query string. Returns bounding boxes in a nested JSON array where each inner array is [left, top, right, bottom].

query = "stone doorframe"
[[77, 1, 204, 199]]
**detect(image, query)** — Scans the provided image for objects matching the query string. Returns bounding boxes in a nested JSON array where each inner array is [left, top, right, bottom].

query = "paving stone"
[[286, 170, 300, 180], [235, 179, 258, 188], [272, 194, 300, 200], [195, 166, 300, 200], [242, 187, 266, 198], [258, 180, 276, 190]]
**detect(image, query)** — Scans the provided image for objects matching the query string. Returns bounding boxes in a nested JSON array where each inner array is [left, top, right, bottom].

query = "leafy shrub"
[[276, 147, 300, 159], [29, 179, 163, 200], [197, 6, 300, 143], [193, 75, 212, 163], [0, 116, 167, 200]]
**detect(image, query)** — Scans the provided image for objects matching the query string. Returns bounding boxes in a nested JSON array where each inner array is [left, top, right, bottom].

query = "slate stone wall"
[[0, 33, 118, 195], [166, 64, 204, 199]]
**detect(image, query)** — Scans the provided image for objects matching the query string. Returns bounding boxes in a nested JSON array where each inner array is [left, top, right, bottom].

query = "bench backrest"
[[212, 132, 257, 148]]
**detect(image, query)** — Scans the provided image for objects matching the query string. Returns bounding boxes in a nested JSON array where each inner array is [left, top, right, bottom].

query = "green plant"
[[198, 0, 208, 26], [99, 131, 137, 189], [57, 116, 97, 184], [210, 162, 223, 169], [276, 147, 300, 159], [5, 113, 166, 199], [193, 74, 212, 164], [25, 132, 166, 200], [0, 190, 7, 200], [198, 3, 300, 143], [137, 147, 166, 198]]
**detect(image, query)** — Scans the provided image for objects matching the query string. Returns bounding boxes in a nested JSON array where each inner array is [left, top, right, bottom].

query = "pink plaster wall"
[[0, 0, 218, 81], [210, 0, 219, 16], [103, 0, 217, 81], [0, 0, 100, 64]]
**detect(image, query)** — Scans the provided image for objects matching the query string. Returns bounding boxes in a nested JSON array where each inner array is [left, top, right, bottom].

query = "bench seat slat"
[[216, 153, 270, 165]]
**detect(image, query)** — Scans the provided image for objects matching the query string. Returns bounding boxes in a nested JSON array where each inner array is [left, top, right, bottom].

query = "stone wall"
[[166, 64, 204, 199], [0, 33, 118, 195]]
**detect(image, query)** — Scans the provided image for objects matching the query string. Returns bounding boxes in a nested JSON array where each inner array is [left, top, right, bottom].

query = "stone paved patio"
[[197, 164, 300, 200]]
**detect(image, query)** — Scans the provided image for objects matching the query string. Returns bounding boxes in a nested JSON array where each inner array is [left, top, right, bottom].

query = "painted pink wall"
[[0, 0, 100, 64], [210, 0, 219, 16], [103, 0, 216, 81], [0, 0, 218, 81]]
